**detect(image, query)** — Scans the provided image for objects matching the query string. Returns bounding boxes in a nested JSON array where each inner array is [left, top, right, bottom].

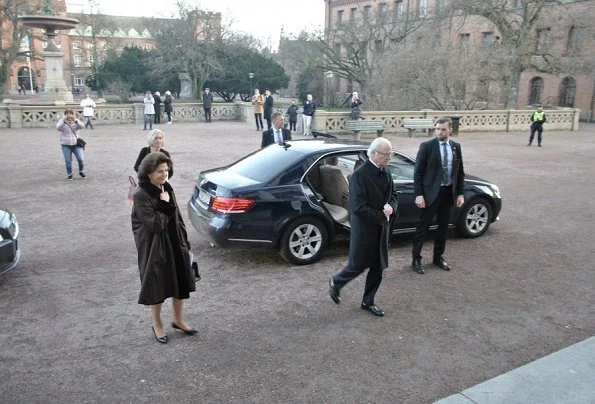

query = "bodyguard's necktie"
[[442, 142, 449, 184], [275, 130, 282, 144]]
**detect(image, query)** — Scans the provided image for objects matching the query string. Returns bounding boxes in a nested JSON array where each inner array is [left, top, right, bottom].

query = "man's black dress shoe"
[[329, 277, 341, 304], [152, 326, 168, 344], [433, 257, 451, 271], [171, 322, 198, 335], [361, 303, 385, 317], [412, 260, 424, 274]]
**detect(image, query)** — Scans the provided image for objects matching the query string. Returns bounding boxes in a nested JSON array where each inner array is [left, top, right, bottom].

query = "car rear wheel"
[[457, 197, 492, 238], [280, 217, 328, 265]]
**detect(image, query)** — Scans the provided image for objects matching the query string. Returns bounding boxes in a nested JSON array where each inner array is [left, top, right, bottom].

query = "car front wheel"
[[280, 217, 328, 265], [457, 197, 492, 238]]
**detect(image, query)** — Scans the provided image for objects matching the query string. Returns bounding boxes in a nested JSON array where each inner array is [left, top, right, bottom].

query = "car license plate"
[[198, 189, 211, 205]]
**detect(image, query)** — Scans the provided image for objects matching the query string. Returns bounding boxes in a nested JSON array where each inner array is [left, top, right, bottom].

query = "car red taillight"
[[210, 197, 255, 214]]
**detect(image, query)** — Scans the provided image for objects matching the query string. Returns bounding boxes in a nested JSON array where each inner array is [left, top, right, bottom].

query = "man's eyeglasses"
[[375, 150, 392, 157]]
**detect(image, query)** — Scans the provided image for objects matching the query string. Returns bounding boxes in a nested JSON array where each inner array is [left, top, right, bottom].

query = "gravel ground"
[[1, 121, 594, 403]]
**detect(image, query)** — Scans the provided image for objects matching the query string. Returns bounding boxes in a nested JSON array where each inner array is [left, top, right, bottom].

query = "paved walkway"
[[435, 336, 595, 404]]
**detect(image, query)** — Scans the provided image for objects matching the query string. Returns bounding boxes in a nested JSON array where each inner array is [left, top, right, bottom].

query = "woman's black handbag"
[[76, 137, 87, 149]]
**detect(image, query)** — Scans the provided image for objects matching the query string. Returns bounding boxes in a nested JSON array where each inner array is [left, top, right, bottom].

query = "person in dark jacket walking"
[[302, 94, 316, 136], [411, 117, 465, 275], [286, 100, 298, 132], [263, 89, 274, 130], [328, 137, 399, 317], [202, 88, 214, 122], [134, 129, 173, 179], [132, 152, 197, 344], [154, 91, 162, 124]]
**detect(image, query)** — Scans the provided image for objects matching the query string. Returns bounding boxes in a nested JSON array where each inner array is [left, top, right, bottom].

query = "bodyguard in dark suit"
[[261, 111, 292, 148], [329, 138, 399, 317], [411, 117, 465, 274], [202, 88, 214, 122], [263, 89, 274, 130]]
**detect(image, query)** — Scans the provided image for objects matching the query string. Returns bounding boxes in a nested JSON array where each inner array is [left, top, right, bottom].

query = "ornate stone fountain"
[[19, 4, 79, 103]]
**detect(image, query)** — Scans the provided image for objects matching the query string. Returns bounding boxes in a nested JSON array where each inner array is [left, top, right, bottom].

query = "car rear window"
[[229, 146, 305, 183]]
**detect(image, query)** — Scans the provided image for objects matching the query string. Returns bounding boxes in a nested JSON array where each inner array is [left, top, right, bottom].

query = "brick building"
[[323, 0, 595, 120], [5, 0, 220, 96]]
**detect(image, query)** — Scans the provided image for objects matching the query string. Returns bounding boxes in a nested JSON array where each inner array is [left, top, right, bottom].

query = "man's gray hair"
[[271, 111, 284, 121], [367, 137, 392, 158]]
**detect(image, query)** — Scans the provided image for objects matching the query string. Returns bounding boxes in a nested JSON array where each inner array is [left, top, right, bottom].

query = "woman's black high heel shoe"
[[171, 322, 198, 335], [152, 326, 168, 344]]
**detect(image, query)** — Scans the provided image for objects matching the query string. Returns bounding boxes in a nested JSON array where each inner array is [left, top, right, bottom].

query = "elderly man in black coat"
[[329, 137, 399, 317]]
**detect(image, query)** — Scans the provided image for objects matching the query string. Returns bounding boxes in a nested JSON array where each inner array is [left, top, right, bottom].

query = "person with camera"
[[131, 152, 197, 344], [56, 109, 86, 181]]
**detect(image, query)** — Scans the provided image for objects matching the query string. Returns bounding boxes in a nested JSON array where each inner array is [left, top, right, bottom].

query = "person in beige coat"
[[251, 89, 264, 131]]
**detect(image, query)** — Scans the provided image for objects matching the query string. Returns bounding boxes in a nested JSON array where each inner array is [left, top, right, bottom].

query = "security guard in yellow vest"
[[528, 105, 546, 147]]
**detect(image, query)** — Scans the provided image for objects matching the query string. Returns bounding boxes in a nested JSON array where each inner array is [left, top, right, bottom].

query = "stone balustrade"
[[311, 109, 580, 135], [0, 102, 580, 132]]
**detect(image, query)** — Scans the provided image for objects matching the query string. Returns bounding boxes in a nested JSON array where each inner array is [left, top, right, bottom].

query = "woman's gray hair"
[[147, 129, 165, 146], [137, 152, 172, 181], [367, 137, 391, 158]]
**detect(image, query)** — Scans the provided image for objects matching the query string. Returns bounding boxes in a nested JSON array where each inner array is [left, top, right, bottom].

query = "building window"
[[459, 33, 470, 54], [418, 0, 428, 17], [72, 41, 81, 51], [73, 54, 83, 67], [337, 10, 344, 26], [378, 3, 388, 22], [559, 77, 576, 107], [482, 32, 494, 48], [394, 1, 403, 20], [529, 77, 544, 105], [363, 5, 372, 22], [350, 8, 357, 24], [334, 43, 341, 57], [535, 28, 550, 53], [74, 76, 85, 86], [88, 54, 95, 65], [437, 0, 448, 14], [566, 26, 580, 55]]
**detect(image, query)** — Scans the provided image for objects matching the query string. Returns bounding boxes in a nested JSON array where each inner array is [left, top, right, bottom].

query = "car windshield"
[[229, 145, 306, 183]]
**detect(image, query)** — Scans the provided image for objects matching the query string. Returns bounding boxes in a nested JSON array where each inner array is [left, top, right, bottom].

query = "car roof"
[[281, 138, 370, 155]]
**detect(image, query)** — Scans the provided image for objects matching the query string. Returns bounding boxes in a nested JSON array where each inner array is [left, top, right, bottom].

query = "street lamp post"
[[325, 71, 334, 111], [249, 72, 254, 97]]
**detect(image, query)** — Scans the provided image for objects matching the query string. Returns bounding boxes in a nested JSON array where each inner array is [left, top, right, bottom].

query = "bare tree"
[[151, 3, 223, 98], [445, 0, 569, 107], [104, 77, 131, 102], [313, 6, 424, 97]]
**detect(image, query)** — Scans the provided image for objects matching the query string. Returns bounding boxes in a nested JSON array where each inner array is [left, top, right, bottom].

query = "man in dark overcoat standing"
[[261, 111, 292, 148], [263, 89, 274, 130], [411, 116, 465, 274], [329, 137, 399, 317], [202, 87, 214, 122]]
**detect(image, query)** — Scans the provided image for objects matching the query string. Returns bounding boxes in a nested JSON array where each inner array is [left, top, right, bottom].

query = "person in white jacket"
[[80, 94, 96, 129], [143, 91, 155, 130]]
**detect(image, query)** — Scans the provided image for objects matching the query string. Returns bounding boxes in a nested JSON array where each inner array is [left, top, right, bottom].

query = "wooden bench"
[[402, 118, 435, 137], [346, 120, 385, 140]]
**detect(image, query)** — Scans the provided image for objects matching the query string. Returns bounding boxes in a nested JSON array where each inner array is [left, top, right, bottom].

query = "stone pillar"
[[235, 102, 252, 122], [133, 103, 144, 125], [179, 73, 193, 99], [8, 105, 23, 128]]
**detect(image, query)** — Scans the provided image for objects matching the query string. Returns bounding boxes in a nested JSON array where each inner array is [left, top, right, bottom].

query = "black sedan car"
[[0, 208, 21, 274], [188, 139, 501, 265]]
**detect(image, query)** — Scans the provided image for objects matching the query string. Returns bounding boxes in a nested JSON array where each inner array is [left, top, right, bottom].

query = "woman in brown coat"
[[251, 88, 264, 131], [131, 152, 196, 344]]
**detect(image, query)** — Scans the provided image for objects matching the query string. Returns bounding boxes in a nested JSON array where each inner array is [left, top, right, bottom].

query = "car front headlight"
[[491, 184, 501, 198]]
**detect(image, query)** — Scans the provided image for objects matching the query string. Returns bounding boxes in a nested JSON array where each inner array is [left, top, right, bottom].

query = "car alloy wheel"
[[280, 217, 328, 265], [457, 197, 492, 238]]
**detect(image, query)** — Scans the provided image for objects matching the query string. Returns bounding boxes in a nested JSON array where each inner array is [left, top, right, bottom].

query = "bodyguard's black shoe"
[[361, 303, 384, 317], [433, 257, 451, 271], [412, 260, 424, 274], [329, 277, 341, 304]]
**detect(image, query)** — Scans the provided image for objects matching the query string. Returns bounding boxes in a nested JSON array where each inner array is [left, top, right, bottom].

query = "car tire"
[[280, 217, 328, 265], [457, 197, 492, 238]]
